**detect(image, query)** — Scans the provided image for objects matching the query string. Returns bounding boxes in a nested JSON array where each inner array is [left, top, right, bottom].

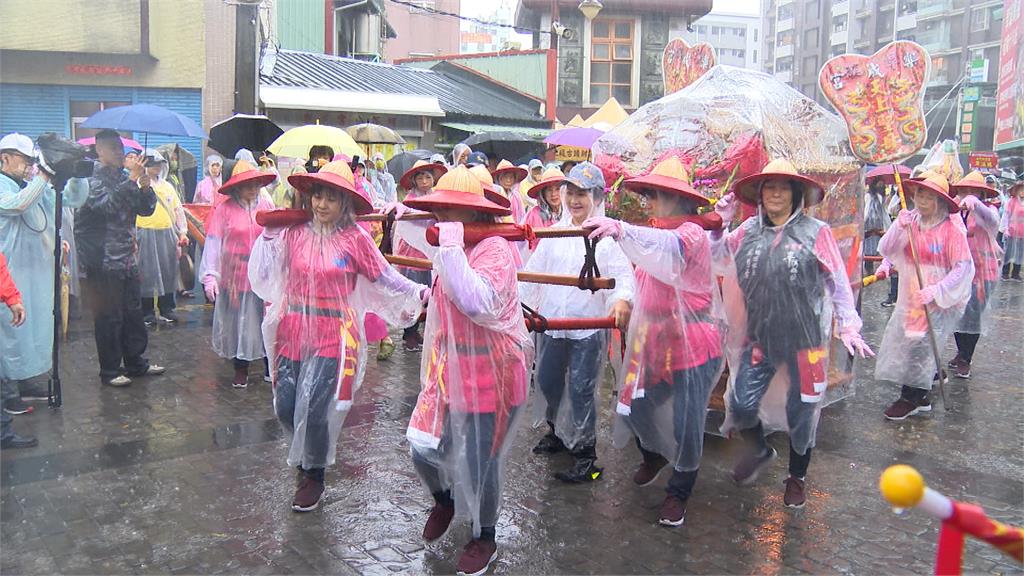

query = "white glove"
[[839, 328, 874, 358], [382, 201, 410, 219], [203, 277, 219, 302], [583, 216, 623, 241], [715, 192, 738, 224], [958, 195, 981, 211], [436, 221, 464, 248]]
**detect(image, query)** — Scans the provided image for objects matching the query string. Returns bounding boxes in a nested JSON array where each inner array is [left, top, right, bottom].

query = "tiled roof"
[[260, 49, 547, 124]]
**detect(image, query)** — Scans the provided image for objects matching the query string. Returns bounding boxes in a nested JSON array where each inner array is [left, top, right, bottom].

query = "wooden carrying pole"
[[385, 254, 616, 290], [892, 166, 948, 409]]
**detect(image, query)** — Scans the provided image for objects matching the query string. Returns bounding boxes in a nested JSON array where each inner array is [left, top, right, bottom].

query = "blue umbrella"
[[81, 103, 207, 140]]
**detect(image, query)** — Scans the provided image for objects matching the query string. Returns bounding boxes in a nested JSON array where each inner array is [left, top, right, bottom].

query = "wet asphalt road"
[[1, 277, 1022, 575]]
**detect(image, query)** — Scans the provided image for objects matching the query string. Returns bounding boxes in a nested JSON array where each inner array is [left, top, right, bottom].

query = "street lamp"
[[578, 0, 603, 21]]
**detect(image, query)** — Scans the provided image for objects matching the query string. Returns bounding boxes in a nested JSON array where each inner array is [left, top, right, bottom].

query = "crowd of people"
[[1, 126, 1022, 576]]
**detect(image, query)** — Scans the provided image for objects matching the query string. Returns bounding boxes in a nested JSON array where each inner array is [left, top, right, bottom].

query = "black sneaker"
[[3, 398, 34, 415], [159, 312, 179, 324], [732, 446, 777, 486], [554, 458, 603, 483], [19, 386, 50, 402], [143, 315, 156, 326], [1, 433, 38, 449], [532, 432, 567, 454]]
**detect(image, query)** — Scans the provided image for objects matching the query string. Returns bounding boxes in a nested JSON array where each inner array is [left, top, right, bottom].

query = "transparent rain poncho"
[[592, 65, 866, 451], [519, 193, 635, 452], [957, 200, 1002, 335], [249, 218, 425, 469], [1001, 195, 1024, 265], [398, 220, 533, 537], [201, 193, 277, 361], [609, 220, 726, 472], [137, 160, 185, 299], [713, 206, 863, 454], [874, 213, 973, 390]]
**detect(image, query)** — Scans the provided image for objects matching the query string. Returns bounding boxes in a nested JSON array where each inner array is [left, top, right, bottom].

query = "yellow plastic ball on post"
[[879, 464, 925, 508]]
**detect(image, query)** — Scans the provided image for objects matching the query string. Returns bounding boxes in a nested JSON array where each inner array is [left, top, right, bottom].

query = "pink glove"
[[958, 194, 981, 211], [714, 192, 738, 225], [914, 284, 938, 306], [382, 201, 410, 219], [583, 216, 623, 240], [896, 209, 917, 229], [839, 328, 874, 358], [203, 277, 219, 302], [419, 286, 430, 306], [436, 221, 464, 248], [875, 259, 892, 280]]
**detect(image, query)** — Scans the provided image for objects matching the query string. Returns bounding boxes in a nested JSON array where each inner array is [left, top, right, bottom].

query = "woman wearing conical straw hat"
[[947, 171, 1002, 379], [523, 167, 566, 229], [491, 159, 529, 223], [875, 171, 973, 420], [583, 156, 724, 526], [201, 160, 277, 388], [248, 160, 428, 513], [396, 166, 531, 576], [709, 159, 873, 509]]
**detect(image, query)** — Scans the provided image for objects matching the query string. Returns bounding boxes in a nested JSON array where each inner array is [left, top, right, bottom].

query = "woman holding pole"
[[710, 159, 872, 509], [248, 160, 427, 512], [520, 161, 635, 484], [876, 171, 974, 420], [584, 156, 724, 526], [398, 166, 531, 576]]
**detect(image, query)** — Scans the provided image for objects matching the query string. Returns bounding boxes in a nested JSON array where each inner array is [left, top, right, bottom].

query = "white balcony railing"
[[775, 43, 794, 58]]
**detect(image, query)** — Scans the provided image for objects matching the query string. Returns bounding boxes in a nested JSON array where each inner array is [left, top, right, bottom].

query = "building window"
[[712, 26, 720, 35], [754, 28, 758, 42], [898, 1, 916, 16], [71, 100, 130, 139], [777, 30, 795, 46], [804, 27, 819, 48], [806, 0, 820, 19], [591, 19, 633, 105], [779, 5, 794, 20], [737, 27, 746, 37], [803, 55, 818, 73], [696, 25, 706, 33], [970, 7, 989, 32], [777, 57, 794, 72], [832, 15, 848, 32], [753, 49, 758, 62]]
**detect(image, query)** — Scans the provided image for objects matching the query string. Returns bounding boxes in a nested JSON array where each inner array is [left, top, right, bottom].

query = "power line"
[[386, 0, 552, 35]]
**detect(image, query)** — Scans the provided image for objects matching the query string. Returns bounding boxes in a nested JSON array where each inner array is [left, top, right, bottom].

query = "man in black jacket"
[[76, 130, 166, 386]]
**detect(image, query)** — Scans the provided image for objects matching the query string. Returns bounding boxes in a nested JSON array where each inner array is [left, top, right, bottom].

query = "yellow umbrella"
[[582, 97, 629, 129], [267, 124, 363, 159]]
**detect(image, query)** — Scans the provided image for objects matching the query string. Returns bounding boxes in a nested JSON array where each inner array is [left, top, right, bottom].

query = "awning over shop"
[[260, 85, 444, 117], [440, 121, 550, 139]]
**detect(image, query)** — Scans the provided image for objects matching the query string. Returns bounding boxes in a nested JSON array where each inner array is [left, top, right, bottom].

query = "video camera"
[[36, 133, 93, 192]]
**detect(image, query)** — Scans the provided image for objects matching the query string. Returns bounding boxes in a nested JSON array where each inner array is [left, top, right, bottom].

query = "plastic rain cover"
[[957, 201, 1002, 335], [518, 191, 635, 453], [201, 193, 277, 361], [874, 214, 973, 391], [397, 218, 533, 537], [249, 208, 425, 470], [593, 66, 866, 446]]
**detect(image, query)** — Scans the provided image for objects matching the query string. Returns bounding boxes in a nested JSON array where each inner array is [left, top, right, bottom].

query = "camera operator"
[[76, 130, 166, 387], [0, 133, 89, 415]]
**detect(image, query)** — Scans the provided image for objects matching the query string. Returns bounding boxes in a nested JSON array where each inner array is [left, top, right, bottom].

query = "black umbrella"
[[387, 149, 434, 182], [208, 114, 284, 157], [459, 131, 545, 162]]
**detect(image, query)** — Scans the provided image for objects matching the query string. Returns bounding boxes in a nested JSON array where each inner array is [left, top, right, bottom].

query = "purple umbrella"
[[544, 127, 605, 149], [77, 135, 144, 151]]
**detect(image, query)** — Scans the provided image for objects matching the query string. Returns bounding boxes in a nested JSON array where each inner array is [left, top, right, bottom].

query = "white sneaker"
[[106, 375, 132, 387]]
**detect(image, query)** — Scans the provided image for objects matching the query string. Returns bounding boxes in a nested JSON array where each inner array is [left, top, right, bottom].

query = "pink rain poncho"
[[957, 198, 1002, 334], [398, 220, 532, 537], [609, 221, 725, 472], [875, 212, 973, 390], [1001, 195, 1024, 265], [519, 199, 635, 453], [249, 221, 425, 469], [201, 194, 276, 361], [714, 209, 862, 454]]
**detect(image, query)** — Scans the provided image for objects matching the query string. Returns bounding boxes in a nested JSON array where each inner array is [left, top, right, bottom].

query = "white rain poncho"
[[864, 189, 891, 258], [714, 208, 862, 454], [956, 199, 1002, 335], [519, 193, 635, 452], [201, 193, 276, 360], [399, 220, 533, 537], [249, 219, 425, 469], [874, 212, 973, 390], [0, 173, 88, 381], [137, 154, 185, 298], [609, 221, 726, 472]]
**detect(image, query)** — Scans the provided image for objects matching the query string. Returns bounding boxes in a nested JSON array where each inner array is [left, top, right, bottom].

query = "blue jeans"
[[274, 356, 339, 469], [535, 332, 605, 453]]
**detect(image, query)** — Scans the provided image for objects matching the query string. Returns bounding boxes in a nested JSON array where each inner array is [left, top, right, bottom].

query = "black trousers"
[[141, 293, 176, 317], [82, 271, 150, 381]]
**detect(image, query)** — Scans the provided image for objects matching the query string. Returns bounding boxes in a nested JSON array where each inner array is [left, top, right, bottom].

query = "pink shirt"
[[206, 195, 276, 292]]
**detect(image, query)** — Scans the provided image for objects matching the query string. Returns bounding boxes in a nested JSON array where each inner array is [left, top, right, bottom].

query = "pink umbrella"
[[544, 127, 605, 149], [866, 164, 912, 184], [77, 135, 144, 151]]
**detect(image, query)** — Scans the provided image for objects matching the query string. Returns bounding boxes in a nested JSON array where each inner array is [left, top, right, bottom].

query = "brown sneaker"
[[883, 397, 931, 421], [291, 476, 324, 512], [952, 360, 971, 379], [946, 355, 963, 369], [456, 538, 497, 576], [732, 446, 777, 486], [422, 502, 455, 541], [783, 476, 806, 508], [658, 495, 687, 527], [632, 454, 668, 486]]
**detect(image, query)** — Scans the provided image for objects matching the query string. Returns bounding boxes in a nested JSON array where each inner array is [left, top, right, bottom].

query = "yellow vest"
[[137, 180, 180, 230]]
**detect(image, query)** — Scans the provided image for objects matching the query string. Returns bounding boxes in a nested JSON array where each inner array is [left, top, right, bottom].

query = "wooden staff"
[[357, 211, 435, 222], [385, 254, 616, 290], [892, 166, 948, 409], [183, 208, 207, 248]]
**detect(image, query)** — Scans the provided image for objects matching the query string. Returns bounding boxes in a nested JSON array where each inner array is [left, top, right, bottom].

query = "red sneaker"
[[658, 495, 687, 526], [632, 454, 668, 486], [783, 476, 806, 508], [291, 476, 324, 512], [422, 502, 455, 541], [883, 397, 931, 421], [456, 539, 497, 576]]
